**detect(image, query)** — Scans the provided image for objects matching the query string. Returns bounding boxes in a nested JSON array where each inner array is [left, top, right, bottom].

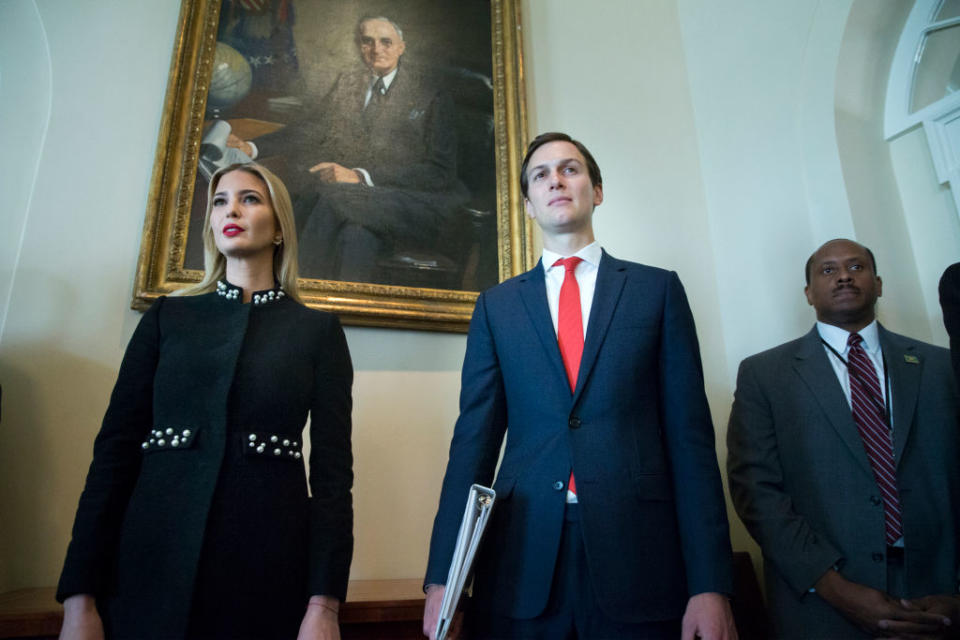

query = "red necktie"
[[555, 257, 584, 497], [847, 333, 902, 544]]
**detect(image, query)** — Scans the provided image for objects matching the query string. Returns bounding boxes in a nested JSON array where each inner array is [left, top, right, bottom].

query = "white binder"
[[435, 484, 496, 640]]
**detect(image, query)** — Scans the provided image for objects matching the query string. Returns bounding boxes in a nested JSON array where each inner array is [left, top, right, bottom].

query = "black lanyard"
[[820, 339, 892, 428]]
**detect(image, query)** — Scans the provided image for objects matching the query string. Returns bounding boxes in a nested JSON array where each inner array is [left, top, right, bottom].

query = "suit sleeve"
[[424, 292, 507, 588], [939, 263, 960, 389], [366, 90, 461, 192], [726, 357, 842, 595], [57, 298, 164, 602], [658, 272, 734, 596], [307, 315, 354, 600]]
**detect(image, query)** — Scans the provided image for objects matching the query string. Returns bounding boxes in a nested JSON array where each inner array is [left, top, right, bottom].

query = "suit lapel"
[[879, 326, 920, 465], [573, 251, 626, 403], [346, 71, 370, 111], [518, 260, 569, 390], [792, 328, 875, 477]]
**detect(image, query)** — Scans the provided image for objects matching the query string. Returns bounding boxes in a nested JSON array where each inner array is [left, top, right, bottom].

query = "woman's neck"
[[225, 255, 275, 303]]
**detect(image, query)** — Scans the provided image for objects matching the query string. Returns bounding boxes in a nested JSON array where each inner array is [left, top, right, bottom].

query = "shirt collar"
[[816, 319, 881, 355], [372, 67, 399, 91], [542, 241, 602, 274]]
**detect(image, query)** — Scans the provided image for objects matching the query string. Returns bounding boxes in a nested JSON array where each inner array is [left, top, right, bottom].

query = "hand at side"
[[681, 592, 738, 640], [59, 594, 104, 640], [297, 595, 341, 640], [815, 570, 947, 636]]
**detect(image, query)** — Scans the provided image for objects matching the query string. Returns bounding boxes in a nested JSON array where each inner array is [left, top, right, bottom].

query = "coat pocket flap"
[[243, 431, 303, 461], [142, 426, 197, 452]]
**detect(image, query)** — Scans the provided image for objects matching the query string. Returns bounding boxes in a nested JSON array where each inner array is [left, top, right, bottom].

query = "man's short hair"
[[804, 239, 878, 284], [520, 132, 602, 198], [356, 16, 404, 43]]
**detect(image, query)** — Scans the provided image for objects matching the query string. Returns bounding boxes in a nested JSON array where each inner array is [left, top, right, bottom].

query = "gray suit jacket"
[[727, 325, 960, 639]]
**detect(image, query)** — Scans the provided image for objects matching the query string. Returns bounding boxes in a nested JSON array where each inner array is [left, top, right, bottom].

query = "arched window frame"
[[886, 0, 960, 141], [887, 0, 960, 208]]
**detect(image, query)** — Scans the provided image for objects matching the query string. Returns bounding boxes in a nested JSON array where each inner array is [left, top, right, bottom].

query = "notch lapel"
[[879, 326, 920, 465], [517, 261, 570, 392], [792, 328, 875, 477], [572, 251, 626, 403]]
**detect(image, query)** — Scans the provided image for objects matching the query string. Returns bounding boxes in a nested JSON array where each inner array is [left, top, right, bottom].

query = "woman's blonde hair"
[[177, 162, 301, 301]]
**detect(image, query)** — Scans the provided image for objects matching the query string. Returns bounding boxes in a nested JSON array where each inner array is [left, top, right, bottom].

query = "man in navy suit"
[[422, 132, 736, 639]]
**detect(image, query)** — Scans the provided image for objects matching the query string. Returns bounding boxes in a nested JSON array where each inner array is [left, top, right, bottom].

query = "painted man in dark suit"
[[727, 239, 960, 638], [229, 16, 468, 283], [422, 132, 737, 639]]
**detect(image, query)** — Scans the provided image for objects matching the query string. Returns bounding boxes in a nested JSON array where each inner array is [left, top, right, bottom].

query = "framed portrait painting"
[[134, 0, 532, 331]]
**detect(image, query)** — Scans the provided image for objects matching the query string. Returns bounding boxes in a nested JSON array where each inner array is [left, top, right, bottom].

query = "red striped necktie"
[[847, 332, 902, 544], [555, 256, 583, 497]]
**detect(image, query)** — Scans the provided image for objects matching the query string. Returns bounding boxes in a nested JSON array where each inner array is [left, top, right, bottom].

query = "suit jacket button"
[[553, 481, 564, 491], [872, 552, 884, 563], [870, 495, 882, 506], [568, 416, 581, 429]]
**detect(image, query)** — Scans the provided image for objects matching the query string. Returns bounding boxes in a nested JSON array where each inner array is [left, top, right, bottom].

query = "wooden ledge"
[[0, 580, 426, 639], [342, 578, 425, 624], [0, 588, 61, 638]]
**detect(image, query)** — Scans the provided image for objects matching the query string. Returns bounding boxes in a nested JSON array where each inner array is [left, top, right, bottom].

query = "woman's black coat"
[[57, 284, 353, 638]]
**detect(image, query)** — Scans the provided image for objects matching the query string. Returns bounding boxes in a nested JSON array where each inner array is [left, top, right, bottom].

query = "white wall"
[[889, 126, 960, 343], [678, 0, 854, 379], [834, 0, 929, 340], [0, 0, 182, 592], [1, 0, 956, 596], [0, 1, 51, 340]]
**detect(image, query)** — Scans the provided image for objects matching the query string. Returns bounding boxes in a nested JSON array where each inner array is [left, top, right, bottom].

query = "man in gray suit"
[[227, 16, 468, 284], [727, 238, 960, 638]]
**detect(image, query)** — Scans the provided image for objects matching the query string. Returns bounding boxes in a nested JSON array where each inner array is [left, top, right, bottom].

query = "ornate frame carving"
[[134, 0, 531, 332]]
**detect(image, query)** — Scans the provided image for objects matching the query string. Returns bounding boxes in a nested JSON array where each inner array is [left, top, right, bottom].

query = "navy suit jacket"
[[939, 262, 960, 387], [425, 251, 733, 622]]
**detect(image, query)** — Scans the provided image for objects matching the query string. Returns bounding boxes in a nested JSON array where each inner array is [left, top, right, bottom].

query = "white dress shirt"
[[541, 242, 602, 339], [816, 319, 889, 414], [363, 67, 399, 107]]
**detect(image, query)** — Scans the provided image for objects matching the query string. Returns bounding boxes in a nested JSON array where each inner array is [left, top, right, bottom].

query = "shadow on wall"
[[0, 320, 120, 591]]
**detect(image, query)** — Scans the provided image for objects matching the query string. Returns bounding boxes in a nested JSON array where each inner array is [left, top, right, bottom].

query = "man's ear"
[[524, 198, 535, 220], [593, 184, 604, 207]]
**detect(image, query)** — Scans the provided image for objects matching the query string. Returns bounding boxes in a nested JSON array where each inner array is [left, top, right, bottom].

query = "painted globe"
[[207, 42, 252, 110]]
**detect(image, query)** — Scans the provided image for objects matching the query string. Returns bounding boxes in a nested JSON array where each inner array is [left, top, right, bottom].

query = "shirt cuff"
[[353, 167, 373, 186]]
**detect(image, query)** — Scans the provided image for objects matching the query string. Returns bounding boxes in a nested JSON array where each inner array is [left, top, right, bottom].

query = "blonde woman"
[[57, 164, 353, 640]]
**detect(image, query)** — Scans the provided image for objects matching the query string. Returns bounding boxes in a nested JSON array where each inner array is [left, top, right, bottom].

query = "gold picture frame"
[[134, 0, 531, 332]]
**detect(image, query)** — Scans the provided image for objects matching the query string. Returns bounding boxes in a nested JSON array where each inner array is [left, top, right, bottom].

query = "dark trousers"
[[467, 504, 681, 640], [297, 182, 442, 283], [886, 546, 906, 598]]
